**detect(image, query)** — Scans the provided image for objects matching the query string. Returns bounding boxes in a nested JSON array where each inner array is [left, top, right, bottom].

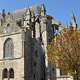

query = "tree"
[[46, 26, 80, 80]]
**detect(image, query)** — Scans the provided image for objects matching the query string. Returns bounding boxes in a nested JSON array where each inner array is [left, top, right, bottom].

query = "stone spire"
[[40, 3, 46, 16], [71, 12, 76, 29], [71, 12, 76, 23]]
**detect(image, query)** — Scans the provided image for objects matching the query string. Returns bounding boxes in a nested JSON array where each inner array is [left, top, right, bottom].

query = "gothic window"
[[4, 38, 14, 58], [60, 70, 68, 76], [9, 69, 14, 78], [3, 69, 8, 78]]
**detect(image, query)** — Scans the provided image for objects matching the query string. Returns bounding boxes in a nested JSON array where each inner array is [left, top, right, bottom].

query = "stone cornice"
[[0, 32, 21, 37], [0, 56, 24, 61]]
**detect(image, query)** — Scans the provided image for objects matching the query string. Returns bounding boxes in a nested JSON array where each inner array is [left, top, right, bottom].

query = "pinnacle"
[[41, 3, 45, 10], [71, 12, 74, 18], [26, 6, 30, 14]]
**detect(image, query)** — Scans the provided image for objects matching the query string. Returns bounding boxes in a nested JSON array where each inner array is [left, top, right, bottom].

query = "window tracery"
[[4, 38, 14, 58]]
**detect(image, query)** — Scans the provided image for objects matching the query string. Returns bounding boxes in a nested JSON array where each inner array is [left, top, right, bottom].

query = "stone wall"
[[0, 33, 25, 80], [0, 4, 76, 80], [31, 38, 42, 80]]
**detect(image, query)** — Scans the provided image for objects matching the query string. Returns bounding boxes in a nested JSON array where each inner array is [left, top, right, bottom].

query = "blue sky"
[[0, 0, 80, 29]]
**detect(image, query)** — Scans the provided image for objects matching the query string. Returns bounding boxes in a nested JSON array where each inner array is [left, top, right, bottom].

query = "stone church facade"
[[0, 4, 78, 80]]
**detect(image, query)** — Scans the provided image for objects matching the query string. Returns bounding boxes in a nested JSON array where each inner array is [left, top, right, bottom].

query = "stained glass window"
[[4, 38, 14, 58]]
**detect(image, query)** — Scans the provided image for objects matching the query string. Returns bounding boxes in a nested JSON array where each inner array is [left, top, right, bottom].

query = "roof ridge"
[[0, 4, 40, 20], [9, 4, 39, 13]]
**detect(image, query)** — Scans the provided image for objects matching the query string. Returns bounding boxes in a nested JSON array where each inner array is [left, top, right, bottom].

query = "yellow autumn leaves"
[[46, 27, 80, 79]]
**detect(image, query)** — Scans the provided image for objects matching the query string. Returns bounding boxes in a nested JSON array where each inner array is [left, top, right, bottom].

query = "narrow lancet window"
[[3, 69, 8, 78], [9, 69, 14, 78]]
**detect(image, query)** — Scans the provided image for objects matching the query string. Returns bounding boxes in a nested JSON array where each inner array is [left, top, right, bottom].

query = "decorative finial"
[[2, 9, 6, 21], [41, 3, 45, 11], [2, 9, 5, 16], [71, 12, 75, 18], [26, 6, 30, 15]]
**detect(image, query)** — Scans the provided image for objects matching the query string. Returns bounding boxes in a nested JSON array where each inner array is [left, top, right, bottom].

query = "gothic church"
[[0, 4, 78, 80]]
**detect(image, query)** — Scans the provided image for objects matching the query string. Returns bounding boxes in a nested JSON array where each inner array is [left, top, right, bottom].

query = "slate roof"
[[0, 5, 40, 20]]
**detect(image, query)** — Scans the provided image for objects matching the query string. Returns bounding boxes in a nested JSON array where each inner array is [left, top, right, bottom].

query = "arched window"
[[4, 38, 14, 58], [9, 69, 14, 78], [3, 68, 8, 78]]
